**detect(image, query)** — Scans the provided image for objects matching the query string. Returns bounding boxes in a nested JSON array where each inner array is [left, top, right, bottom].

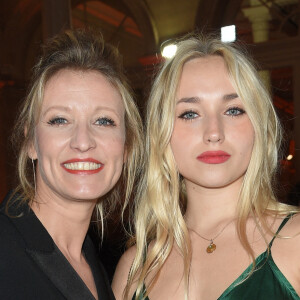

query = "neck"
[[31, 188, 96, 260], [184, 177, 244, 231]]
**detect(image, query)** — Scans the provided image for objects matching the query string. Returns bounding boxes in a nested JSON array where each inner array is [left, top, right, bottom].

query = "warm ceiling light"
[[162, 44, 177, 59], [221, 25, 236, 43], [287, 154, 293, 160]]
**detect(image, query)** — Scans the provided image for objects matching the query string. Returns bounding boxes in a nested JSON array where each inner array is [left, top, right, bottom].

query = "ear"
[[25, 126, 38, 160], [27, 142, 38, 160]]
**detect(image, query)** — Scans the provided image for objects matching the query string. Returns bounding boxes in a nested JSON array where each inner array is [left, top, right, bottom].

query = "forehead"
[[181, 55, 227, 77], [177, 56, 233, 96], [41, 69, 124, 112]]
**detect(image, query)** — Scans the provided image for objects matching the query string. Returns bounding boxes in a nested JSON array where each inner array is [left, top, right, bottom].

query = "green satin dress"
[[133, 214, 300, 300]]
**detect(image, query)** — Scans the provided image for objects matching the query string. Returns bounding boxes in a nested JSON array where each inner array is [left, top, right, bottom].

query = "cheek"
[[101, 133, 126, 161], [170, 134, 181, 159], [34, 129, 66, 160], [228, 118, 254, 144], [33, 129, 48, 160], [170, 133, 189, 169], [170, 124, 196, 156], [112, 140, 126, 159], [234, 125, 255, 157], [101, 136, 126, 186]]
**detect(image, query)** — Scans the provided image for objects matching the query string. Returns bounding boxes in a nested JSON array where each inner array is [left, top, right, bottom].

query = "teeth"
[[64, 162, 101, 170]]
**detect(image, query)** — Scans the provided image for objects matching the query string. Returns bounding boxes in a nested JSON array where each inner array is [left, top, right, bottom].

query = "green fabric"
[[132, 214, 300, 300]]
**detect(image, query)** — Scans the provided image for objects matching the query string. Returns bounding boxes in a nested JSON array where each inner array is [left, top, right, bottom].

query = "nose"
[[203, 115, 224, 144], [70, 123, 96, 152]]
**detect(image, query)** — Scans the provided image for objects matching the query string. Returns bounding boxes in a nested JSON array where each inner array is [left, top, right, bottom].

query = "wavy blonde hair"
[[10, 29, 144, 232], [125, 35, 299, 300]]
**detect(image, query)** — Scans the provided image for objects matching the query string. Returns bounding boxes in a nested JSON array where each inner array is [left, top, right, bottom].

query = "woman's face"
[[30, 69, 126, 203], [170, 56, 255, 190]]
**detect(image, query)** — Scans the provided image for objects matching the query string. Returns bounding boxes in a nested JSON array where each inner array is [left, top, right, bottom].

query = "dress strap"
[[269, 213, 294, 248]]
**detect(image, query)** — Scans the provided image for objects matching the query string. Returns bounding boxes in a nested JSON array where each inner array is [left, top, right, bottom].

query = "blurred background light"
[[162, 44, 177, 58], [221, 25, 236, 42]]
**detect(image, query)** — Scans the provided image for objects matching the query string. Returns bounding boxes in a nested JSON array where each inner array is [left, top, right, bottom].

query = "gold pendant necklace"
[[189, 219, 234, 254], [206, 240, 217, 253]]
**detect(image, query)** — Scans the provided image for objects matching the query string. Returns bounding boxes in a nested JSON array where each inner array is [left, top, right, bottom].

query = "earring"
[[31, 158, 36, 194]]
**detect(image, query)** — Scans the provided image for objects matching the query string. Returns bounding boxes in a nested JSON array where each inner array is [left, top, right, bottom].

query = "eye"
[[95, 117, 115, 127], [225, 107, 245, 117], [47, 117, 68, 125], [178, 110, 199, 120]]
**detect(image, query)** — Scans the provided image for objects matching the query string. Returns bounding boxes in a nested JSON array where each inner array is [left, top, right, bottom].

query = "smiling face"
[[30, 69, 126, 203], [170, 56, 255, 190]]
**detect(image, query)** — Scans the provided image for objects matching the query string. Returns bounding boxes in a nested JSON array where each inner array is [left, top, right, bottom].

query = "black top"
[[0, 192, 115, 300]]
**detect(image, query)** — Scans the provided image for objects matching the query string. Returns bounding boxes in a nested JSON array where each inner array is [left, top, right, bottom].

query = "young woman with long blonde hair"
[[112, 35, 300, 300]]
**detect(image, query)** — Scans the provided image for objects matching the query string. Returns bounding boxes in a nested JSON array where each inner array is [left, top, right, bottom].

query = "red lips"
[[61, 158, 104, 175], [197, 151, 231, 164]]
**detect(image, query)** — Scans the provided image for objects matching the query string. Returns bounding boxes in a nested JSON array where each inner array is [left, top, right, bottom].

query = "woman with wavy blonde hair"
[[112, 35, 300, 300]]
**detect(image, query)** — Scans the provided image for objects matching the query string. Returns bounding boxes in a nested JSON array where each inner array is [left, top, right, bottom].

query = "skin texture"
[[29, 69, 127, 300]]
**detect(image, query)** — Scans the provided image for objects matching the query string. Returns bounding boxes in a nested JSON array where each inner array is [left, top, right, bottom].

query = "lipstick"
[[197, 151, 230, 164], [61, 158, 104, 174]]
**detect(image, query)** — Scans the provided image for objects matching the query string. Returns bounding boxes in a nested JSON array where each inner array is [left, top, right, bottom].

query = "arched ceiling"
[[0, 0, 299, 89], [144, 0, 199, 43], [196, 0, 244, 31], [1, 0, 248, 84]]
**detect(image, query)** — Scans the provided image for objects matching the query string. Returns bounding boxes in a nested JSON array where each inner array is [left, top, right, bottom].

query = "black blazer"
[[0, 193, 115, 300]]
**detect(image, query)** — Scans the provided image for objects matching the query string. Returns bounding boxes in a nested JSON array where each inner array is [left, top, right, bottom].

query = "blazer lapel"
[[83, 236, 116, 300], [6, 198, 97, 300], [26, 245, 95, 300]]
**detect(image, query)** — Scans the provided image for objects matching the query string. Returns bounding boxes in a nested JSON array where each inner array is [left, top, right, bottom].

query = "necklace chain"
[[189, 219, 235, 253]]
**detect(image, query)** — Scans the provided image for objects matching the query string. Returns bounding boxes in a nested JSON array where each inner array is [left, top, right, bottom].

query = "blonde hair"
[[10, 29, 144, 231], [126, 34, 299, 299]]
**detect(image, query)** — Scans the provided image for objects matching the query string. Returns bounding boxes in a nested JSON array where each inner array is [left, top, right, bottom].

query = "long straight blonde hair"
[[125, 34, 299, 300]]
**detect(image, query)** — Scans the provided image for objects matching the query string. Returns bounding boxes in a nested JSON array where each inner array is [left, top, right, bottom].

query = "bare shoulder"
[[278, 212, 300, 237], [112, 245, 137, 300], [272, 212, 300, 295]]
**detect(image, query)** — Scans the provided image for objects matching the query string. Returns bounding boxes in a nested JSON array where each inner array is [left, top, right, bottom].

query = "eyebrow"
[[43, 106, 71, 115], [42, 105, 123, 117], [176, 93, 239, 104], [176, 97, 201, 104], [223, 93, 239, 101]]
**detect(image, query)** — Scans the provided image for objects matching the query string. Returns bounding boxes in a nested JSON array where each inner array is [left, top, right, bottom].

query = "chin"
[[188, 176, 234, 189], [201, 183, 231, 189], [62, 188, 102, 202], [66, 181, 105, 195], [200, 177, 243, 189]]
